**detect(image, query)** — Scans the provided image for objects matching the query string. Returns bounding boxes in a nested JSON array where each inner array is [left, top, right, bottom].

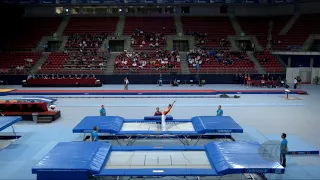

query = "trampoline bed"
[[72, 116, 243, 145], [32, 141, 284, 180]]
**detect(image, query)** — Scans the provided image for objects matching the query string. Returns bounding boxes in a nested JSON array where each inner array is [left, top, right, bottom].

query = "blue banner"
[[1, 0, 299, 4]]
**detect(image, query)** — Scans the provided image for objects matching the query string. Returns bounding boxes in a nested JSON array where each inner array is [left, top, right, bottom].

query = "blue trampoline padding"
[[192, 116, 243, 133], [73, 116, 124, 133], [205, 142, 285, 174], [0, 116, 22, 131], [73, 116, 243, 134], [144, 115, 173, 120], [32, 142, 111, 175], [22, 96, 57, 102]]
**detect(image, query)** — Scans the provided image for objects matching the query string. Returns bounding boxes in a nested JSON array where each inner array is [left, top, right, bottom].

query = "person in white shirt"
[[155, 42, 159, 47], [294, 78, 298, 89], [132, 62, 137, 67], [142, 41, 145, 45]]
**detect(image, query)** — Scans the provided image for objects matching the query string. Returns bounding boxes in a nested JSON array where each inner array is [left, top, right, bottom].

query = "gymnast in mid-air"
[[161, 101, 176, 131]]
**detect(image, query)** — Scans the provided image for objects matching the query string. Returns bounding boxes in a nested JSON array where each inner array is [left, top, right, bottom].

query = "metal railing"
[[2, 67, 286, 75], [36, 69, 105, 75], [113, 68, 181, 75], [188, 67, 257, 74]]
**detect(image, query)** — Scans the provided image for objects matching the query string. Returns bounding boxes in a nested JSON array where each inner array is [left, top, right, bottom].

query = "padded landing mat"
[[9, 89, 307, 95]]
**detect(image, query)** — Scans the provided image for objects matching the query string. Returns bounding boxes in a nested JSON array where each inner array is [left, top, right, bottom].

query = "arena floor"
[[0, 84, 320, 180]]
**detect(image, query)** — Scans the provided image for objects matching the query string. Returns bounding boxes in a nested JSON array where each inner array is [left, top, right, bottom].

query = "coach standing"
[[100, 105, 106, 116], [280, 133, 288, 167], [216, 105, 223, 116]]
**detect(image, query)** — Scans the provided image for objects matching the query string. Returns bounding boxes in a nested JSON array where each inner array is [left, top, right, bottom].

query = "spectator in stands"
[[216, 105, 223, 116], [100, 105, 106, 116]]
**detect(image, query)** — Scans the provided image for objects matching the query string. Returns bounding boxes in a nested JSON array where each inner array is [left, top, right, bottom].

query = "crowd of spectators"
[[187, 49, 250, 69], [63, 51, 109, 70], [114, 50, 180, 71], [131, 28, 173, 50], [64, 33, 107, 50]]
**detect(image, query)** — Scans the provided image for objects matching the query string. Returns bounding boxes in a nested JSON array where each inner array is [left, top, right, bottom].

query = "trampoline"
[[72, 116, 243, 145], [0, 116, 21, 138], [32, 141, 285, 180]]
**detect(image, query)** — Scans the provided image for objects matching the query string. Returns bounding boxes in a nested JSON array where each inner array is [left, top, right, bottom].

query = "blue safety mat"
[[73, 116, 124, 133], [32, 142, 111, 174], [73, 116, 243, 134], [0, 116, 22, 131], [192, 116, 243, 133], [205, 142, 285, 174]]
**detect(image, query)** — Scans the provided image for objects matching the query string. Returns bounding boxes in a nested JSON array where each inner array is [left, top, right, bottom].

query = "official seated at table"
[[172, 79, 179, 86]]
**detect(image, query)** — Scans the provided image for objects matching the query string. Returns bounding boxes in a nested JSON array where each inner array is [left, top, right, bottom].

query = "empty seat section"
[[6, 17, 62, 50], [237, 16, 290, 48], [38, 52, 68, 74], [64, 17, 118, 35], [182, 17, 234, 50], [124, 17, 175, 35], [254, 51, 284, 73], [272, 13, 320, 50]]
